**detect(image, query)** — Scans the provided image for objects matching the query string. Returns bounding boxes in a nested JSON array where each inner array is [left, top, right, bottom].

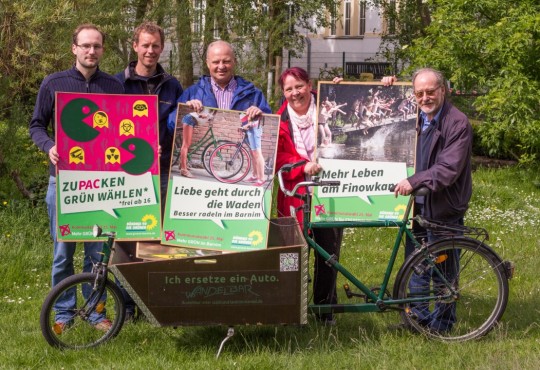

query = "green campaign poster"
[[162, 105, 280, 252], [55, 92, 161, 241], [312, 81, 417, 222]]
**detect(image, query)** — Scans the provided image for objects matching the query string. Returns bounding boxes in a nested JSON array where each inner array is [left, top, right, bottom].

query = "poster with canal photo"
[[312, 81, 418, 222], [162, 104, 280, 253]]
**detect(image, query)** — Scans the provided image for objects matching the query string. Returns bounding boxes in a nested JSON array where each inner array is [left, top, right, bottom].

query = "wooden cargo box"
[[109, 218, 308, 326]]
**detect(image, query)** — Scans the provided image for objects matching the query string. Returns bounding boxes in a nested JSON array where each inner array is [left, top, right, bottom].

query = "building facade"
[[285, 0, 388, 79]]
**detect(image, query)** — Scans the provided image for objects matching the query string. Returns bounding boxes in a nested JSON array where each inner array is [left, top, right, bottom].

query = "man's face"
[[413, 71, 445, 120], [72, 29, 104, 70], [206, 43, 236, 88], [133, 31, 163, 70]]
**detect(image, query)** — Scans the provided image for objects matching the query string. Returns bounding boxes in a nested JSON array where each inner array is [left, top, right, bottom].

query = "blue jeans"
[[46, 176, 105, 324], [405, 208, 462, 332]]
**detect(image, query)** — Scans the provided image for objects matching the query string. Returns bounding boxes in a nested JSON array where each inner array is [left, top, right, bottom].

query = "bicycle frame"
[[307, 202, 418, 314], [277, 163, 432, 315], [173, 123, 221, 167], [186, 123, 218, 163], [92, 225, 116, 268]]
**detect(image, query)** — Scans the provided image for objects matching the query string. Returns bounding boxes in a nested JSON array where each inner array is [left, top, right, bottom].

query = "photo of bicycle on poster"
[[163, 104, 280, 252]]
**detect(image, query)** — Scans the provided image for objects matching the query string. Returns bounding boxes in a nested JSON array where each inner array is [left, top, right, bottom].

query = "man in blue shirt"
[[29, 24, 124, 332], [385, 68, 473, 333]]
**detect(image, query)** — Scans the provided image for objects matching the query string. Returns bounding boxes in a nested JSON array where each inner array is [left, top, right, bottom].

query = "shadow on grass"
[[167, 312, 412, 355]]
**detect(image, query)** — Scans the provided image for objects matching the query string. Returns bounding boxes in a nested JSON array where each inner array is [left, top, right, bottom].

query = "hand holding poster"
[[55, 92, 161, 240]]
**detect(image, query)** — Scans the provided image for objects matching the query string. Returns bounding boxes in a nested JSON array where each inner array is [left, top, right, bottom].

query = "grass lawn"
[[1, 165, 539, 369]]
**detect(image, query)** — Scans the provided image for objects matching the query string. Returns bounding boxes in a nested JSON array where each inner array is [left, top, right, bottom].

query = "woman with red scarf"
[[276, 67, 343, 325]]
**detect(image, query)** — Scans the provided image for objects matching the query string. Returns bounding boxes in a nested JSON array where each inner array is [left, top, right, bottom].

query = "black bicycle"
[[40, 226, 125, 349]]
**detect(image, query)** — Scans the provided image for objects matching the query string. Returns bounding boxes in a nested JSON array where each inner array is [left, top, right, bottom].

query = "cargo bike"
[[40, 161, 514, 350]]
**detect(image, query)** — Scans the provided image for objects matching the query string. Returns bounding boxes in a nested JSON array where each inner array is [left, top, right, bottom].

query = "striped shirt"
[[210, 77, 237, 109]]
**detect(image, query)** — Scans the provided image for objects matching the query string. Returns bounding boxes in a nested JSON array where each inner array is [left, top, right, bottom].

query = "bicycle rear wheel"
[[40, 272, 125, 349], [209, 142, 251, 183], [393, 237, 509, 341]]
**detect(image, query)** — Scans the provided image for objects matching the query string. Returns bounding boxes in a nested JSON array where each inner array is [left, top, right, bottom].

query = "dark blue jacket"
[[116, 62, 183, 173], [408, 100, 473, 221], [167, 75, 271, 132], [29, 66, 124, 176]]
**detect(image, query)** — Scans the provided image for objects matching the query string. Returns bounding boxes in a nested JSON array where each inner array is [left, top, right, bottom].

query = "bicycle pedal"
[[343, 283, 364, 299]]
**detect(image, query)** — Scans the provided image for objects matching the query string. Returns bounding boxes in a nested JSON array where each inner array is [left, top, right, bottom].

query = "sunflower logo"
[[248, 230, 264, 246], [394, 204, 407, 219], [142, 214, 158, 230]]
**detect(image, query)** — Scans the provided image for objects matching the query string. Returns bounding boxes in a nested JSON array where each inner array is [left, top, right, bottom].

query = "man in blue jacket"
[[29, 24, 124, 333], [169, 40, 271, 181], [116, 21, 183, 202]]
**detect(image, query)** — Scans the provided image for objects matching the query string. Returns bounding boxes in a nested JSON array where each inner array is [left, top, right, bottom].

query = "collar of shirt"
[[420, 107, 442, 131], [210, 77, 237, 109]]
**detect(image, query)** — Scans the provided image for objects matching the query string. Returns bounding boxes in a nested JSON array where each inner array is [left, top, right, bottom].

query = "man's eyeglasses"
[[76, 44, 103, 51], [413, 87, 440, 99]]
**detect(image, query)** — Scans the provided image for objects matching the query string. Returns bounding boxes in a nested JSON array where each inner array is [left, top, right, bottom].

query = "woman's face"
[[282, 75, 312, 115]]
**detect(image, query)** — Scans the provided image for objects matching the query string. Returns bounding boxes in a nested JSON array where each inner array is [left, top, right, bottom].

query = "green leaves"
[[385, 0, 540, 162]]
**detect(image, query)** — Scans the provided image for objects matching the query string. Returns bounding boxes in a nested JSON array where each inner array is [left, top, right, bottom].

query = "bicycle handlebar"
[[279, 160, 307, 173], [388, 184, 430, 197], [277, 161, 339, 197]]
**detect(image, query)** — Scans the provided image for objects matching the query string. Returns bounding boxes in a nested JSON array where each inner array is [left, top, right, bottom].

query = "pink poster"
[[55, 92, 161, 241]]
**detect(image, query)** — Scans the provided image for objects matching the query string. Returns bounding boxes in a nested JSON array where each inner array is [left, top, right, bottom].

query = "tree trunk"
[[176, 0, 194, 87]]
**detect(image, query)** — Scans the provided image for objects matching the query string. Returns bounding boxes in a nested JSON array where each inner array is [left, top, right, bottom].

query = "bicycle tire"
[[209, 142, 251, 183], [201, 140, 233, 175], [393, 237, 509, 341], [40, 272, 125, 349]]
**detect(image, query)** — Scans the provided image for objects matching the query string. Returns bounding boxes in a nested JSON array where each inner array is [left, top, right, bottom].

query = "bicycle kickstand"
[[216, 326, 235, 359]]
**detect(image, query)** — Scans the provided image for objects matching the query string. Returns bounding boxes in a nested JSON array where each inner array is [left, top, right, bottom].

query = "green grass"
[[1, 165, 539, 369]]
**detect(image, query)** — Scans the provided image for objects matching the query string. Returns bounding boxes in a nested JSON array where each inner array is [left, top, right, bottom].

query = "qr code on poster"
[[280, 253, 299, 272]]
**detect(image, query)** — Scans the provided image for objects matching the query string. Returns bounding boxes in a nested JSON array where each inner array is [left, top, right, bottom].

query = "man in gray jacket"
[[387, 68, 473, 333]]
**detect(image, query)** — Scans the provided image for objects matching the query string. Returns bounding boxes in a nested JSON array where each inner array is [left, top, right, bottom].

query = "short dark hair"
[[278, 67, 310, 90], [133, 21, 165, 47], [72, 24, 105, 45]]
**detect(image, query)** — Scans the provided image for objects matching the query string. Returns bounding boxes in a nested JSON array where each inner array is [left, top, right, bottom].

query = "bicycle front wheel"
[[201, 140, 232, 175], [393, 237, 509, 341], [40, 272, 125, 349], [209, 143, 251, 183]]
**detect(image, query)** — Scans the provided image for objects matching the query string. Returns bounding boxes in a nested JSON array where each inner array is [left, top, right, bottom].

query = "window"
[[359, 0, 366, 36], [330, 3, 337, 36], [344, 1, 351, 36], [287, 1, 295, 35], [193, 0, 205, 37]]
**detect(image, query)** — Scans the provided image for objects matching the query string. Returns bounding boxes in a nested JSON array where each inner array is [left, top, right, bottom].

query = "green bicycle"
[[277, 161, 513, 341]]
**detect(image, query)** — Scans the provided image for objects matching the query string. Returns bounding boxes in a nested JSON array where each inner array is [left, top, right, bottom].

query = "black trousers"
[[312, 227, 344, 305]]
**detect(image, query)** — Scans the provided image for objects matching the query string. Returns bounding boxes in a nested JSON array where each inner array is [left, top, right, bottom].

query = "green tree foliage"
[[377, 0, 540, 162], [0, 0, 163, 198], [375, 0, 432, 72], [0, 0, 341, 198]]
